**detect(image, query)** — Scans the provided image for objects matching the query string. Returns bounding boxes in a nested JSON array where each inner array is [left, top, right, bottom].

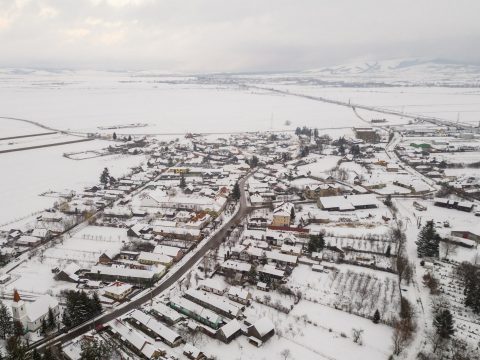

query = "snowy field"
[[0, 138, 145, 226], [0, 72, 365, 135], [261, 84, 480, 126]]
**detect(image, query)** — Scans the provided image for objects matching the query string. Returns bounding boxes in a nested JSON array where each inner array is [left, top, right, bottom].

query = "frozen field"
[[0, 139, 145, 226], [264, 84, 480, 126], [0, 72, 365, 135]]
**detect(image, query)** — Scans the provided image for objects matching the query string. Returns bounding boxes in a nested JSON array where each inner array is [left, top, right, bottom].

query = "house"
[[450, 225, 480, 243], [31, 228, 50, 240], [168, 297, 222, 330], [318, 194, 379, 211], [227, 286, 251, 305], [183, 343, 206, 360], [247, 317, 275, 343], [434, 198, 474, 212], [109, 319, 165, 359], [198, 278, 227, 295], [217, 319, 242, 343], [221, 260, 252, 274], [16, 235, 42, 247], [258, 264, 285, 283], [129, 310, 183, 347], [138, 252, 174, 266], [280, 244, 302, 256], [265, 250, 298, 266], [304, 184, 340, 199], [103, 281, 134, 301], [153, 245, 183, 261], [152, 225, 202, 241], [354, 127, 378, 143], [185, 289, 243, 319], [151, 301, 184, 324], [87, 265, 162, 286], [98, 250, 117, 265], [11, 290, 60, 333], [55, 263, 80, 283], [271, 202, 294, 227], [0, 274, 11, 284]]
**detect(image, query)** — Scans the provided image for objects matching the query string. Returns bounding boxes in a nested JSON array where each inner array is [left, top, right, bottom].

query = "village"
[[0, 117, 480, 360]]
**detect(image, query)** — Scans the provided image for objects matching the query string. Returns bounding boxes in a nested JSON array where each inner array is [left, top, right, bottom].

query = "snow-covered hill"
[[301, 58, 480, 86]]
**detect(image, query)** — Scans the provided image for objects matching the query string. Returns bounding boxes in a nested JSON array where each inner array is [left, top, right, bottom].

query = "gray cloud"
[[0, 0, 479, 71]]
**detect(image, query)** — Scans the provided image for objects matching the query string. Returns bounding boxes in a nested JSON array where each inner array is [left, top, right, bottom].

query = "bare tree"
[[352, 328, 364, 345], [280, 349, 291, 360], [441, 240, 457, 260]]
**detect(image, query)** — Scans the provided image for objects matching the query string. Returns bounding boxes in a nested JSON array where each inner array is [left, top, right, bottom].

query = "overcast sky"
[[0, 0, 479, 72]]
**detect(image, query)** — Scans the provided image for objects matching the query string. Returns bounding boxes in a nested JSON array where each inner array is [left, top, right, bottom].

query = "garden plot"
[[431, 261, 480, 346], [287, 264, 400, 324], [4, 226, 129, 296], [5, 260, 77, 296], [325, 236, 396, 254], [310, 221, 392, 239], [297, 156, 342, 178], [41, 226, 129, 267], [195, 301, 393, 360], [432, 152, 480, 165]]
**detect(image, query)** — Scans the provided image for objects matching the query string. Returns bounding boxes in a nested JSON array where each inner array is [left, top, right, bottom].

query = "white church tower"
[[11, 289, 27, 330]]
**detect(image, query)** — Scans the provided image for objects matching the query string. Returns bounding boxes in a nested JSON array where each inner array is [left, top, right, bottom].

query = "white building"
[[11, 290, 60, 333]]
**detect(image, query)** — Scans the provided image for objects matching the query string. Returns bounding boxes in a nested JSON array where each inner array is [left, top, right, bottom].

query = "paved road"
[[247, 85, 478, 131], [32, 172, 253, 351]]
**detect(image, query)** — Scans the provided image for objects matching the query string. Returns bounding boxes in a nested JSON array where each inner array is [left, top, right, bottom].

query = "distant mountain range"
[[300, 58, 480, 86], [1, 58, 480, 87]]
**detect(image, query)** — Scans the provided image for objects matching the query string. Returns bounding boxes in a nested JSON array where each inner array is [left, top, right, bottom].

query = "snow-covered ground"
[[0, 139, 145, 225]]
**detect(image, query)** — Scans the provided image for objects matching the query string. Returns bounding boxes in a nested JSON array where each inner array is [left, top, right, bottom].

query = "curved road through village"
[[31, 172, 253, 352]]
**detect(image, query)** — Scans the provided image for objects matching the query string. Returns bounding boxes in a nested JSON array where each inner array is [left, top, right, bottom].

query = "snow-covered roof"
[[253, 317, 275, 337], [27, 294, 58, 323], [186, 289, 242, 317], [130, 310, 181, 344], [220, 319, 242, 338], [90, 265, 157, 279], [153, 245, 183, 257], [221, 259, 252, 272], [138, 251, 173, 264]]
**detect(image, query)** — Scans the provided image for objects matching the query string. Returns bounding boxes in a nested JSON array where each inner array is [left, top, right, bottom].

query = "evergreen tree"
[[128, 135, 132, 141], [249, 155, 259, 168], [0, 301, 13, 339], [43, 347, 55, 360], [290, 206, 295, 220], [385, 244, 391, 258], [373, 309, 380, 324], [416, 220, 441, 258], [232, 182, 240, 200], [47, 307, 56, 330], [80, 339, 112, 360], [460, 263, 480, 314], [308, 234, 325, 253], [433, 309, 455, 339], [179, 173, 186, 189], [13, 321, 23, 337], [5, 336, 29, 360], [32, 349, 42, 360], [63, 290, 102, 328], [112, 132, 117, 140], [100, 167, 110, 185], [40, 318, 47, 335]]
